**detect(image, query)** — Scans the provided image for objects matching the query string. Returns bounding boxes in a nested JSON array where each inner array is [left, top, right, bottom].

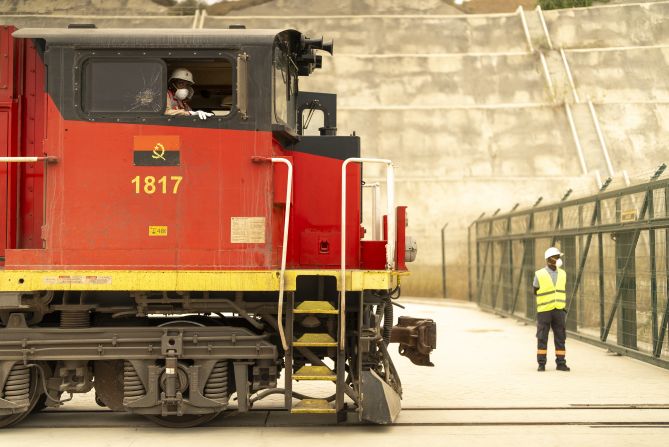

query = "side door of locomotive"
[[0, 27, 19, 265]]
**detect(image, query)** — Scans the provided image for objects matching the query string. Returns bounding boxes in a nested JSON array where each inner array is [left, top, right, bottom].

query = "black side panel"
[[290, 135, 359, 161]]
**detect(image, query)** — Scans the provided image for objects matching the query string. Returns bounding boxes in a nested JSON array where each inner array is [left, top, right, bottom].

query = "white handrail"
[[587, 100, 615, 177], [564, 103, 588, 175], [539, 51, 555, 100], [594, 170, 603, 189], [198, 9, 207, 29], [271, 157, 293, 351], [535, 5, 554, 50], [191, 9, 200, 29], [341, 158, 395, 349], [0, 156, 57, 163], [560, 48, 580, 103], [517, 6, 534, 53]]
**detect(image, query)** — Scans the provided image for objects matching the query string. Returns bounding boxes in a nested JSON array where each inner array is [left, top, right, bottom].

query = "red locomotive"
[[0, 25, 435, 427]]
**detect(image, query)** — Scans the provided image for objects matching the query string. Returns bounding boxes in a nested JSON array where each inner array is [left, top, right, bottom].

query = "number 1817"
[[131, 175, 183, 195]]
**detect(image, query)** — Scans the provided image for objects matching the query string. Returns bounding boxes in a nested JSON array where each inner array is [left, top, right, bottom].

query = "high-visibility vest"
[[535, 268, 567, 313]]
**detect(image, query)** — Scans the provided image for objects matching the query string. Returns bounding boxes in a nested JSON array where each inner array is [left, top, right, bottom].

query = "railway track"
[[15, 405, 669, 429]]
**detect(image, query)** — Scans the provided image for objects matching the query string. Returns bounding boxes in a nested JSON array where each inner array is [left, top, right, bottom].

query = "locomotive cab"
[[0, 26, 435, 428]]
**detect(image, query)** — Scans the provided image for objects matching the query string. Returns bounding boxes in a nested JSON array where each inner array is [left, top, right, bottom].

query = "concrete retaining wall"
[[327, 107, 582, 177], [205, 15, 530, 54], [567, 47, 669, 103], [545, 1, 669, 49], [304, 54, 549, 107]]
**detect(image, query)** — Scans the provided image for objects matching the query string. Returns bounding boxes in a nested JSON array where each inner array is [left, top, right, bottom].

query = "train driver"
[[165, 67, 214, 120]]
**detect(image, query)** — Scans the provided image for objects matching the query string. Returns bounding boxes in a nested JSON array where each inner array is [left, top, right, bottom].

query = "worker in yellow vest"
[[533, 247, 570, 372]]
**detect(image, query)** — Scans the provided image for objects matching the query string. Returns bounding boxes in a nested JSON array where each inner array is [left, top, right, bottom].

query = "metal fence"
[[470, 165, 669, 368]]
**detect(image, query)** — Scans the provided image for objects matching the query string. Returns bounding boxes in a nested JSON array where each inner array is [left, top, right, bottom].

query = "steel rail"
[[38, 405, 669, 412], [16, 406, 669, 429]]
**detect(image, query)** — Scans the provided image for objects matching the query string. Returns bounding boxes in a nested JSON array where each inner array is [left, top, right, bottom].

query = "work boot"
[[556, 364, 571, 371], [537, 365, 545, 372]]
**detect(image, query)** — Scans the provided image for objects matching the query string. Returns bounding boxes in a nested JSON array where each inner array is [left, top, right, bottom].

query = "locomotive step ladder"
[[286, 297, 343, 415], [294, 300, 339, 315]]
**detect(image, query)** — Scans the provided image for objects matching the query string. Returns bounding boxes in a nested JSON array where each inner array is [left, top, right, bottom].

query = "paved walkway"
[[4, 298, 669, 446], [397, 298, 669, 408]]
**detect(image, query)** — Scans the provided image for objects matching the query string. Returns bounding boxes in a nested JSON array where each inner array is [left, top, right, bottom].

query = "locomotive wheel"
[[0, 364, 43, 428], [145, 412, 220, 428]]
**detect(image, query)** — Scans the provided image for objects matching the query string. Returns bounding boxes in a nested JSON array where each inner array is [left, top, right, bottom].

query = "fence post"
[[655, 185, 669, 357], [468, 216, 483, 302], [441, 223, 449, 299], [476, 209, 500, 305]]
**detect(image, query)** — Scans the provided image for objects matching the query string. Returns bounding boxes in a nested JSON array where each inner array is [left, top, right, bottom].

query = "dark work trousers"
[[536, 308, 567, 366]]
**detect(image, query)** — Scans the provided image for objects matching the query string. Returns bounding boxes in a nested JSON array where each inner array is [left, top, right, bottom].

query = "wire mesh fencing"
[[471, 164, 669, 368]]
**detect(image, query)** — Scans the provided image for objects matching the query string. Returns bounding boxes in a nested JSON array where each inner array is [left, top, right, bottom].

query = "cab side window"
[[167, 59, 234, 116], [80, 55, 235, 119], [273, 50, 289, 124], [273, 45, 298, 128], [82, 59, 165, 114]]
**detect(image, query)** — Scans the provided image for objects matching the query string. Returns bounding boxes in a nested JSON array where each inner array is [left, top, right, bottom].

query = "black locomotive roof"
[[13, 28, 299, 48]]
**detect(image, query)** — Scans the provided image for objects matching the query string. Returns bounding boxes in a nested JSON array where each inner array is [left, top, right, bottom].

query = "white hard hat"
[[169, 67, 194, 84], [544, 247, 563, 259]]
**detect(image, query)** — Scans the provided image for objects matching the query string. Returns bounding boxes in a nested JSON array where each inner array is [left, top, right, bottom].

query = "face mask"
[[174, 88, 189, 100], [556, 258, 563, 268]]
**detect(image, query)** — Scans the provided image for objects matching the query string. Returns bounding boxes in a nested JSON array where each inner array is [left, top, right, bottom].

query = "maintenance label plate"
[[231, 217, 265, 244], [149, 226, 168, 236]]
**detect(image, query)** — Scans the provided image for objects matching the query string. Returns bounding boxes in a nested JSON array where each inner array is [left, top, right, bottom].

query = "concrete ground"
[[3, 298, 669, 446]]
